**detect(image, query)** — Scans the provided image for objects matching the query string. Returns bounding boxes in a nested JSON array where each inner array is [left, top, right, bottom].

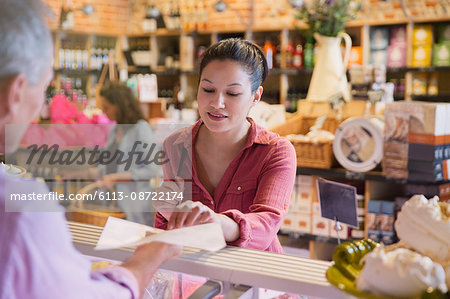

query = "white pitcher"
[[306, 32, 352, 102]]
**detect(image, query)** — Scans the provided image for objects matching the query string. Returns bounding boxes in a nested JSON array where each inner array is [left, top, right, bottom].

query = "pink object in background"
[[20, 94, 116, 148]]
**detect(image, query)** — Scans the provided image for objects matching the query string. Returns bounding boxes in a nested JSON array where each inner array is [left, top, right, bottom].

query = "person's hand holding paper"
[[152, 178, 185, 220], [96, 217, 226, 252]]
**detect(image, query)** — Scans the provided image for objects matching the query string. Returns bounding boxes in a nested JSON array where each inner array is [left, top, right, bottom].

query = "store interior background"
[[37, 0, 450, 260]]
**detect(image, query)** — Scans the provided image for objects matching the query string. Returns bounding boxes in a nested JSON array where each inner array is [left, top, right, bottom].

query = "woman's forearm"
[[217, 214, 240, 242]]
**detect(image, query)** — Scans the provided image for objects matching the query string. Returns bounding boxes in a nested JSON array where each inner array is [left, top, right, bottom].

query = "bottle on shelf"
[[64, 0, 74, 30], [304, 36, 314, 68], [59, 47, 65, 69], [75, 42, 83, 70], [264, 39, 275, 70], [293, 41, 303, 69], [275, 44, 281, 69], [82, 47, 89, 70], [64, 42, 72, 69], [285, 39, 294, 68], [142, 5, 158, 33]]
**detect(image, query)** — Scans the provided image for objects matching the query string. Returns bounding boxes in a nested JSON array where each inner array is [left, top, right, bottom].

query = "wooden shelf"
[[408, 16, 450, 24], [411, 93, 450, 102], [51, 29, 120, 37], [296, 166, 450, 185], [54, 68, 100, 76], [387, 66, 450, 73], [269, 68, 314, 76], [279, 229, 355, 245]]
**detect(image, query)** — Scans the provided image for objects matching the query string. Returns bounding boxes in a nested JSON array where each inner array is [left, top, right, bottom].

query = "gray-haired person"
[[0, 1, 180, 298]]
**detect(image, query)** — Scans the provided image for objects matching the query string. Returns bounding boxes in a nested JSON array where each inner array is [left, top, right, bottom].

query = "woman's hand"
[[167, 200, 218, 230]]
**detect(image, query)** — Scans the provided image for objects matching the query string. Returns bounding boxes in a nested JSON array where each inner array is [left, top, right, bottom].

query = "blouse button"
[[237, 186, 242, 191], [210, 200, 214, 204]]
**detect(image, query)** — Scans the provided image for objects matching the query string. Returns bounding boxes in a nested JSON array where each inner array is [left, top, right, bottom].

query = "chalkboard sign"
[[316, 178, 358, 227]]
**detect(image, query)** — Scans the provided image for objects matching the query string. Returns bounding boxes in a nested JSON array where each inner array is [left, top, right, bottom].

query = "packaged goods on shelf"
[[366, 200, 396, 244], [438, 24, 450, 43], [412, 73, 428, 95], [296, 212, 312, 234], [427, 73, 439, 95], [370, 49, 388, 66], [411, 45, 432, 67], [412, 24, 433, 46], [433, 43, 450, 67], [370, 27, 389, 50], [408, 102, 449, 157], [383, 101, 425, 179], [390, 26, 407, 45], [311, 214, 330, 237], [348, 46, 363, 68], [367, 200, 381, 242], [387, 43, 406, 68], [407, 159, 450, 182], [407, 102, 450, 182], [405, 182, 450, 199]]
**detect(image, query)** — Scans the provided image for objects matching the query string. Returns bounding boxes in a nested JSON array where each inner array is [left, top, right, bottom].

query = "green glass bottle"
[[304, 36, 314, 69]]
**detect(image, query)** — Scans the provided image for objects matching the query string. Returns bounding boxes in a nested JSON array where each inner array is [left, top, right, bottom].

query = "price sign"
[[316, 178, 358, 227]]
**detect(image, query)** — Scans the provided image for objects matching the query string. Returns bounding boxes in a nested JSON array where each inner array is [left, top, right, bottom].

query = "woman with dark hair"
[[99, 81, 145, 124], [96, 81, 156, 225], [155, 38, 296, 253]]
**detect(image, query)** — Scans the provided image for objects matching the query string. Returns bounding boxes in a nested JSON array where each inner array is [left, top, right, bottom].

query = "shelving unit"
[[50, 30, 122, 106], [122, 19, 449, 111], [282, 165, 450, 259]]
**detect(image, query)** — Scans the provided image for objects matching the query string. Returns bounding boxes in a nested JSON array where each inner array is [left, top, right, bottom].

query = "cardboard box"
[[387, 44, 406, 68], [312, 201, 321, 215], [412, 24, 433, 46], [296, 198, 312, 214], [296, 175, 314, 187], [311, 214, 330, 237], [433, 43, 450, 67], [282, 212, 296, 229], [411, 45, 432, 67], [408, 169, 446, 182], [329, 222, 349, 239], [408, 159, 448, 174], [408, 143, 446, 161], [408, 102, 448, 137], [406, 183, 448, 198], [296, 212, 312, 234], [383, 156, 408, 169]]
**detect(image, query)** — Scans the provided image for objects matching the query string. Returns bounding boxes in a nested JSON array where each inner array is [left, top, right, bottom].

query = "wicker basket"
[[291, 139, 335, 169], [68, 183, 126, 226]]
